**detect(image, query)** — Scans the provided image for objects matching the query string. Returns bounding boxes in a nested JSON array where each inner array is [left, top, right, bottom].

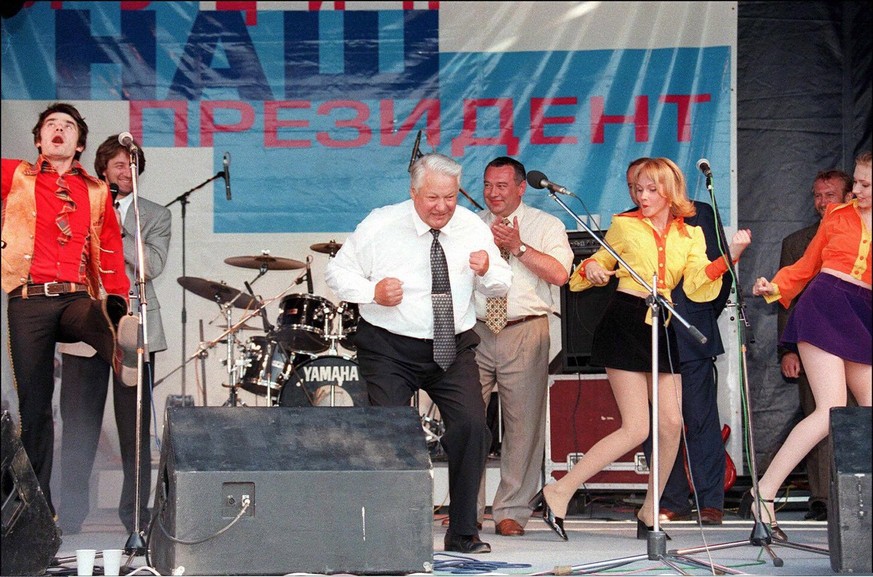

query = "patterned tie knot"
[[499, 218, 511, 260]]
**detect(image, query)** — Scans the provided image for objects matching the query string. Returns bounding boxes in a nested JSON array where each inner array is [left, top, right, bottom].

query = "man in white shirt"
[[473, 156, 573, 536], [326, 153, 512, 554]]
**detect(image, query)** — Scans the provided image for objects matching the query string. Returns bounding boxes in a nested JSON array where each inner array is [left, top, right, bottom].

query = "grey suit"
[[58, 195, 172, 534], [120, 196, 172, 353]]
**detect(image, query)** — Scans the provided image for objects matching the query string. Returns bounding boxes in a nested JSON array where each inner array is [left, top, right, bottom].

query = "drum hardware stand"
[[164, 164, 226, 399], [534, 178, 744, 575], [219, 301, 247, 407], [154, 281, 296, 388], [198, 319, 208, 406]]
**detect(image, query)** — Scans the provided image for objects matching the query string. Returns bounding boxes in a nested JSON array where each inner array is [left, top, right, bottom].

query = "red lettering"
[[264, 101, 311, 148], [217, 1, 258, 25], [451, 98, 520, 156], [201, 101, 255, 147], [661, 94, 711, 142], [590, 95, 648, 143], [530, 97, 577, 145], [316, 101, 371, 148], [379, 99, 441, 146], [129, 101, 189, 147], [308, 1, 346, 10]]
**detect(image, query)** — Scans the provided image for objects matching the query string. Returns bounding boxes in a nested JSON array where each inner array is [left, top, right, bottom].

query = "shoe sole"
[[116, 315, 139, 387]]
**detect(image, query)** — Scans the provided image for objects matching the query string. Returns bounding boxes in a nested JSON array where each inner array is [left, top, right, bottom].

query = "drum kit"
[[177, 241, 367, 409]]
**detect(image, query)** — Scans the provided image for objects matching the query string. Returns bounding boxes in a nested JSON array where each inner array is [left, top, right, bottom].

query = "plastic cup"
[[102, 549, 124, 576], [75, 549, 96, 576]]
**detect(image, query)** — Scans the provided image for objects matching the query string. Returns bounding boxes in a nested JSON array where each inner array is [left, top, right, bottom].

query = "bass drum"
[[279, 355, 369, 407]]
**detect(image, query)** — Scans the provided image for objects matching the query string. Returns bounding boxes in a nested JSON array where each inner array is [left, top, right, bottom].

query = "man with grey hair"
[[326, 153, 512, 554]]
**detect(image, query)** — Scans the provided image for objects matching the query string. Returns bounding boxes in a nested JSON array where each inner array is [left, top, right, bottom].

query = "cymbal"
[[310, 240, 343, 255], [224, 255, 306, 270], [177, 276, 259, 309]]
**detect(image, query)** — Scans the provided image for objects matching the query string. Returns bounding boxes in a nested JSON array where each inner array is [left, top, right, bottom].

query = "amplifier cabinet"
[[545, 374, 648, 490]]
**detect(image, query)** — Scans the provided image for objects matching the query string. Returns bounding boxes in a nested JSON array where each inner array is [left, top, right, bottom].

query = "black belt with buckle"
[[8, 282, 87, 299]]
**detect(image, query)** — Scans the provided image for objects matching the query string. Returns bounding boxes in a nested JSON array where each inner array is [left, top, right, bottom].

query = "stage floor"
[[49, 498, 841, 576]]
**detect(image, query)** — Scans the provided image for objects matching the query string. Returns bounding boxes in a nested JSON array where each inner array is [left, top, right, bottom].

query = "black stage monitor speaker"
[[560, 230, 618, 373], [828, 406, 872, 573], [1, 411, 62, 576], [150, 406, 433, 576]]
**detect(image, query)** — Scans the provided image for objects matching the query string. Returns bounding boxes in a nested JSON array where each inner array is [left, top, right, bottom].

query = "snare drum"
[[336, 302, 359, 350], [240, 337, 291, 396], [278, 355, 369, 407], [273, 293, 333, 353]]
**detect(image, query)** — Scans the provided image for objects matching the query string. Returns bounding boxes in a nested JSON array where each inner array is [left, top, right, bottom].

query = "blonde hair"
[[856, 150, 872, 167], [633, 157, 696, 218]]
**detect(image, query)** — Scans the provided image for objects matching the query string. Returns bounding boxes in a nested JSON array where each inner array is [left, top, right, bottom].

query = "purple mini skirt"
[[781, 273, 872, 365]]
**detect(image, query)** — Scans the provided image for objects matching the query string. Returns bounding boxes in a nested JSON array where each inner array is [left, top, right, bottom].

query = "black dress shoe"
[[444, 532, 491, 554], [529, 489, 568, 541], [636, 517, 671, 540]]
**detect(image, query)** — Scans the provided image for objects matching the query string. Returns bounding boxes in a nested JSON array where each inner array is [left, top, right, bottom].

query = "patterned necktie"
[[430, 228, 456, 370], [54, 173, 76, 245], [485, 218, 511, 334], [114, 201, 126, 238]]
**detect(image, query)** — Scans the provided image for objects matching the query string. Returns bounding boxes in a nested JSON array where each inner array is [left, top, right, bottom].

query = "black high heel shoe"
[[739, 490, 788, 542], [636, 517, 671, 540], [529, 489, 568, 541]]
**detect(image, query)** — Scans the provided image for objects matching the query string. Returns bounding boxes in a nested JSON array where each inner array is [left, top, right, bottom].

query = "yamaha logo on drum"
[[302, 362, 359, 384]]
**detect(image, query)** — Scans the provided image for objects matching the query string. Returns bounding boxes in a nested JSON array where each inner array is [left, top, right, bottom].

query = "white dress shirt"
[[474, 202, 575, 320], [325, 199, 512, 340]]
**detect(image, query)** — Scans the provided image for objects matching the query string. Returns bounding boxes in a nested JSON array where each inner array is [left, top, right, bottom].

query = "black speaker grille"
[[559, 231, 617, 374]]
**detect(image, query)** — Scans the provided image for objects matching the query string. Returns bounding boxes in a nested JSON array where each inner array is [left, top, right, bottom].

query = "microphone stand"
[[164, 170, 224, 399], [541, 189, 742, 575], [121, 145, 150, 563]]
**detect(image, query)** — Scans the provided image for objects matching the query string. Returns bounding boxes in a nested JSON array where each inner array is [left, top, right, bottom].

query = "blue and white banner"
[[2, 1, 738, 415]]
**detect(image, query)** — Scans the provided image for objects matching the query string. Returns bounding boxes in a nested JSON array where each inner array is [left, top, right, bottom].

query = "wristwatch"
[[514, 243, 527, 258]]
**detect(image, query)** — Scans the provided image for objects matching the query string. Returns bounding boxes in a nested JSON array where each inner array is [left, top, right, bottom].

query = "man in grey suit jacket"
[[777, 169, 852, 521], [58, 135, 172, 535]]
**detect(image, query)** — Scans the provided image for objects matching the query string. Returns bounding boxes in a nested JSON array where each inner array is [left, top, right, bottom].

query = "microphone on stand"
[[223, 152, 232, 200], [118, 131, 137, 150], [408, 130, 423, 173], [526, 170, 573, 196], [696, 158, 713, 178], [305, 256, 314, 294], [244, 281, 273, 332]]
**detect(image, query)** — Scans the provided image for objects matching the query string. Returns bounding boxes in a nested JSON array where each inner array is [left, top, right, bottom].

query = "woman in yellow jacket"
[[530, 157, 752, 540]]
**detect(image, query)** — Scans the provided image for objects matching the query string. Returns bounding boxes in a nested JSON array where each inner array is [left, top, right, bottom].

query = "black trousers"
[[354, 319, 491, 536], [643, 357, 726, 513], [6, 292, 115, 515], [59, 352, 155, 533]]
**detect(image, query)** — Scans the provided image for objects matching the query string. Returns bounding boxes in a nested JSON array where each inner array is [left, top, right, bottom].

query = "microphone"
[[526, 170, 571, 195], [244, 281, 272, 332], [696, 158, 712, 179], [118, 132, 136, 150], [305, 255, 314, 294], [223, 152, 232, 200], [408, 130, 422, 173], [109, 183, 119, 200]]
